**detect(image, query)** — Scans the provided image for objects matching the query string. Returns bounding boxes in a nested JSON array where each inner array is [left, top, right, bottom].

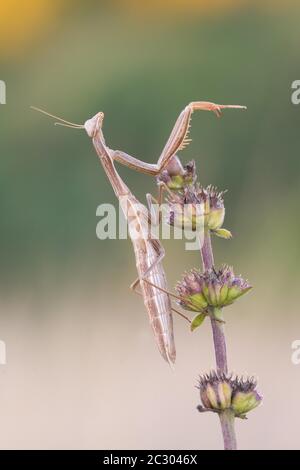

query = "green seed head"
[[231, 390, 262, 417], [167, 184, 225, 232], [198, 371, 233, 412], [176, 265, 251, 312], [198, 371, 262, 417]]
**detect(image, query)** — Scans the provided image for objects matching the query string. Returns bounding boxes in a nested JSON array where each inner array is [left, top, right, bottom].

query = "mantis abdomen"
[[134, 237, 176, 365]]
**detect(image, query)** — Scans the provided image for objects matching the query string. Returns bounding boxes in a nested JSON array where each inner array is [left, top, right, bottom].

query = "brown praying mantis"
[[31, 101, 246, 365]]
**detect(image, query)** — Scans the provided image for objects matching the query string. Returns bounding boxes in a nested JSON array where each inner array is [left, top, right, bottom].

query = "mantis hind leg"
[[129, 194, 165, 296], [130, 277, 142, 296], [130, 276, 190, 324], [130, 242, 165, 294], [146, 186, 164, 226], [141, 277, 191, 324], [146, 181, 176, 228]]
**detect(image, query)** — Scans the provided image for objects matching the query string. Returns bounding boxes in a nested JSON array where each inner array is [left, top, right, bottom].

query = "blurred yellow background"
[[0, 0, 300, 449]]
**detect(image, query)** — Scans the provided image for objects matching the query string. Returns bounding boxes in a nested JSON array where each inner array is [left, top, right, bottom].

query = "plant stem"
[[199, 230, 228, 372], [219, 410, 237, 450], [199, 229, 236, 450], [211, 311, 228, 373], [200, 228, 214, 270]]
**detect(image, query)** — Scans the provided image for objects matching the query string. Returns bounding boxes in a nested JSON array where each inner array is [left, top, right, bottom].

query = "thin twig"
[[199, 229, 236, 450]]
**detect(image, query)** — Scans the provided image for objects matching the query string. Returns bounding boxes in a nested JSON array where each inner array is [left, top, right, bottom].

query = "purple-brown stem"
[[199, 229, 236, 450], [219, 409, 237, 451], [211, 316, 228, 373], [199, 229, 214, 271], [199, 229, 228, 372]]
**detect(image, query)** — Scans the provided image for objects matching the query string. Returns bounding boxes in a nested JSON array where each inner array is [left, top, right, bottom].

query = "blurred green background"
[[0, 0, 300, 450]]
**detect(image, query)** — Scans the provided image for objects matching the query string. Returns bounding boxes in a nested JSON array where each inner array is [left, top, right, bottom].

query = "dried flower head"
[[157, 155, 196, 190], [166, 184, 226, 232], [198, 370, 262, 418], [176, 265, 252, 312]]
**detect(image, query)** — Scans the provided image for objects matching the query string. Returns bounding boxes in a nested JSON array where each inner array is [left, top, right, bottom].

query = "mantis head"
[[31, 106, 105, 139], [84, 112, 104, 138]]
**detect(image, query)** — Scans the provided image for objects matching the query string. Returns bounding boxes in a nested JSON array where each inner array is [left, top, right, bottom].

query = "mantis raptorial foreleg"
[[111, 101, 246, 176]]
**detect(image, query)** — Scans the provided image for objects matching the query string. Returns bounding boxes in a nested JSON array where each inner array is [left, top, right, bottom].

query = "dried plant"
[[161, 149, 262, 450]]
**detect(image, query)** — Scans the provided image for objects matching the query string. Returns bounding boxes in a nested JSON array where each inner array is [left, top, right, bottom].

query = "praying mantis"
[[31, 101, 246, 365]]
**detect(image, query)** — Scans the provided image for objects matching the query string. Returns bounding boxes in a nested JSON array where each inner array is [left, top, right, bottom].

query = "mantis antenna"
[[30, 106, 84, 129]]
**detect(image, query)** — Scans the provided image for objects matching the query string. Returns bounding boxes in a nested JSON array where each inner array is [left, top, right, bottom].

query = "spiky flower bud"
[[176, 265, 251, 313], [167, 184, 226, 232], [198, 371, 262, 418], [157, 155, 196, 190]]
